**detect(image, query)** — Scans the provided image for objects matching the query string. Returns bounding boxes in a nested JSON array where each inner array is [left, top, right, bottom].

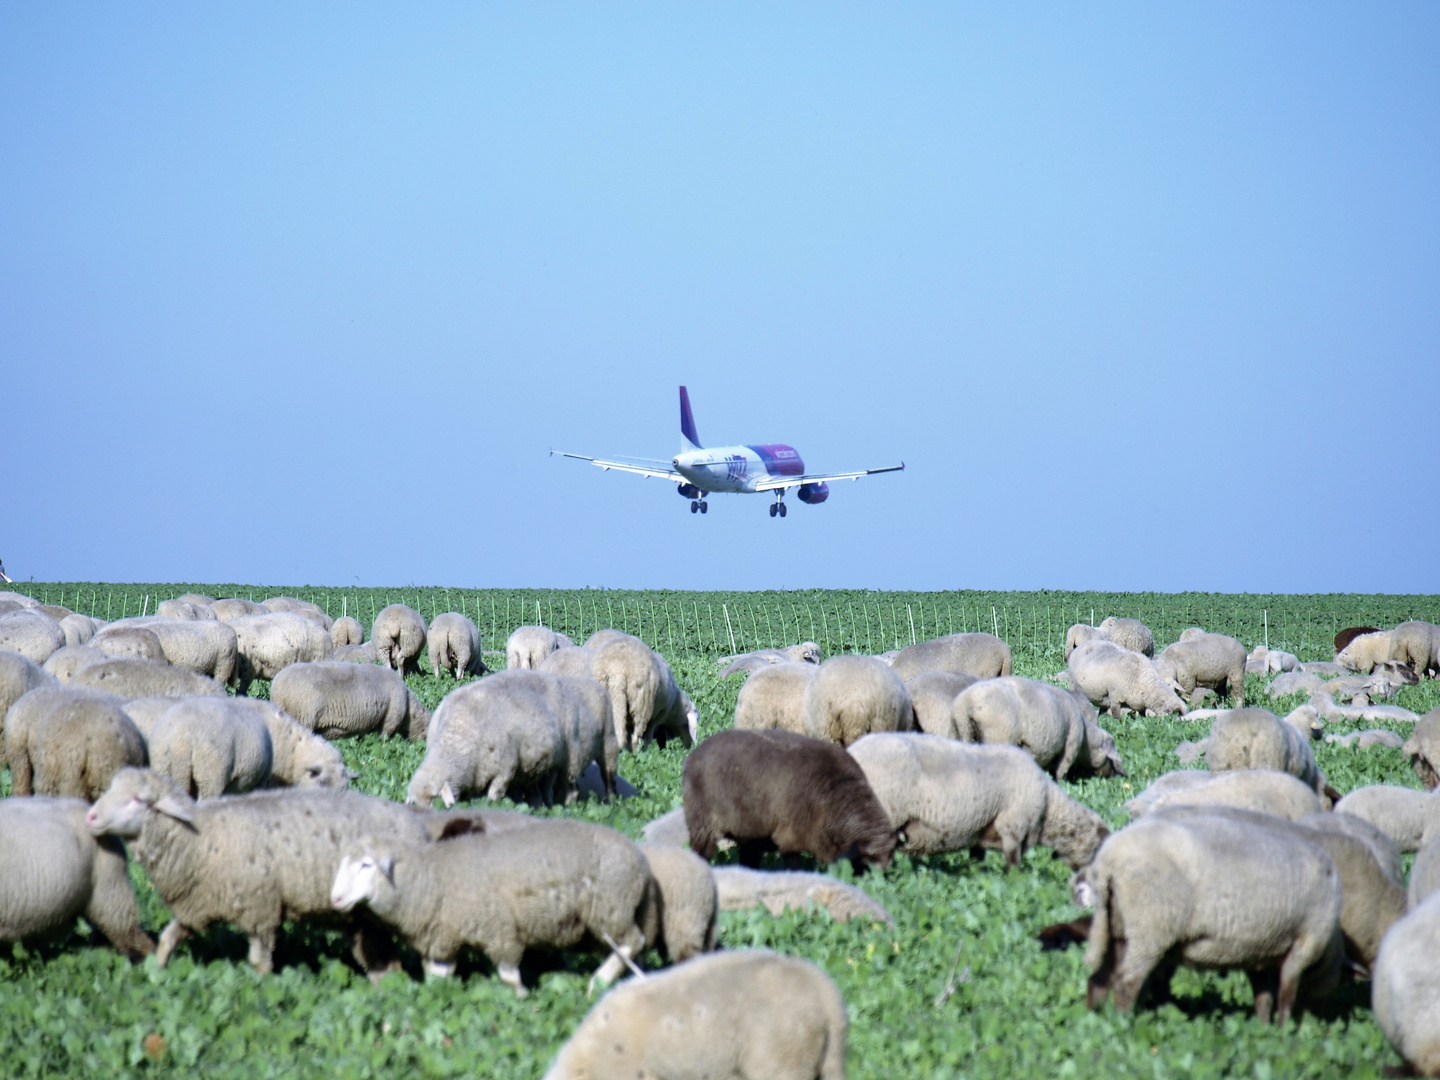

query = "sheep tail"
[[1082, 864, 1113, 978]]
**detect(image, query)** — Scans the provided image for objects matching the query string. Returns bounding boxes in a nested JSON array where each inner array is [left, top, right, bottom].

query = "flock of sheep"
[[2, 589, 1440, 1076]]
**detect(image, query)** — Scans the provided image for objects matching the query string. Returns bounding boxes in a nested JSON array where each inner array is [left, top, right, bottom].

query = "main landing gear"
[[769, 494, 787, 518], [690, 497, 709, 514]]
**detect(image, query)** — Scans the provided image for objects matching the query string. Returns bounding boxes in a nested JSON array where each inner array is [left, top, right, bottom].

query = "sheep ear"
[[153, 794, 194, 824], [377, 854, 395, 881]]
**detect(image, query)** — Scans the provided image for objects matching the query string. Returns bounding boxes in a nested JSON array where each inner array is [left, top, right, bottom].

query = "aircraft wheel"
[[778, 503, 787, 518], [769, 504, 777, 518], [699, 501, 708, 514], [691, 501, 699, 513]]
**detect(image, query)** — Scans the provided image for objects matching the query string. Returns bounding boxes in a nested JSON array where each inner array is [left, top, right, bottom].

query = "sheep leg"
[[1086, 938, 1124, 1009], [423, 957, 457, 980], [1109, 941, 1164, 1014], [353, 924, 401, 985], [247, 929, 276, 974], [155, 921, 192, 968], [736, 838, 772, 869], [587, 924, 645, 995], [497, 962, 527, 997], [1247, 969, 1277, 1024], [86, 837, 156, 960]]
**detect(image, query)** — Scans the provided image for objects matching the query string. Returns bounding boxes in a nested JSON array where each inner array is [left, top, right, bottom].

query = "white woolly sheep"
[[1410, 839, 1440, 909], [90, 624, 167, 662], [717, 643, 823, 678], [109, 617, 239, 687], [210, 597, 269, 622], [542, 950, 848, 1080], [591, 637, 697, 752], [887, 632, 1013, 681], [70, 657, 226, 699], [1337, 630, 1395, 673], [0, 797, 153, 959], [4, 685, 147, 799], [427, 612, 485, 679], [583, 629, 638, 651], [1391, 621, 1440, 681], [1301, 810, 1405, 886], [230, 611, 335, 694], [1097, 617, 1155, 656], [85, 768, 463, 975], [1247, 645, 1301, 674], [1404, 707, 1440, 789], [1154, 632, 1248, 707], [1373, 891, 1440, 1076], [848, 733, 1109, 868], [331, 819, 654, 995], [1123, 769, 1323, 820], [1064, 624, 1099, 661], [0, 609, 67, 665], [953, 676, 1124, 780], [1076, 809, 1343, 1022], [506, 625, 575, 670], [407, 670, 571, 807], [553, 674, 620, 801], [539, 645, 595, 678], [261, 596, 334, 630], [904, 670, 979, 738], [331, 616, 365, 647], [119, 695, 195, 740], [176, 593, 215, 607], [734, 662, 817, 734], [1204, 707, 1328, 796], [148, 697, 274, 797], [639, 843, 718, 962], [371, 604, 426, 675], [1332, 786, 1440, 853], [1068, 639, 1187, 718], [58, 613, 99, 647], [1, 650, 55, 741], [641, 807, 698, 848], [712, 865, 894, 926], [332, 642, 378, 664], [272, 661, 431, 741], [155, 599, 216, 621], [801, 654, 914, 747]]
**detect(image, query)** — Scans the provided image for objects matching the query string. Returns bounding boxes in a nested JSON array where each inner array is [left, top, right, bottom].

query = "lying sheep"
[[849, 734, 1107, 868], [712, 866, 894, 926], [0, 797, 153, 959], [0, 609, 66, 665], [641, 807, 697, 848], [683, 729, 899, 871], [1332, 786, 1440, 852], [1391, 621, 1440, 681], [406, 670, 570, 807], [542, 951, 848, 1080], [261, 596, 333, 630], [1068, 639, 1187, 717], [1337, 630, 1395, 674], [1122, 769, 1324, 820], [148, 697, 274, 797], [1327, 730, 1405, 750], [85, 768, 467, 975], [1373, 892, 1440, 1076], [272, 661, 431, 740], [1411, 839, 1440, 909], [904, 670, 979, 738], [1205, 707, 1328, 796], [331, 819, 653, 995], [639, 843, 718, 962], [591, 637, 697, 751], [4, 685, 147, 799], [90, 624, 167, 662], [427, 612, 485, 679], [733, 662, 815, 734], [231, 612, 335, 694], [953, 676, 1123, 779], [1154, 632, 1248, 707], [539, 645, 594, 677], [1267, 670, 1327, 698], [801, 654, 914, 747], [1247, 645, 1300, 674], [505, 625, 575, 670], [59, 613, 99, 647], [210, 597, 268, 622], [1, 650, 54, 739], [717, 643, 823, 678], [1076, 809, 1343, 1022], [1404, 708, 1440, 789], [1306, 690, 1419, 726], [887, 632, 1012, 681], [71, 657, 226, 699], [371, 604, 427, 675], [155, 599, 215, 621]]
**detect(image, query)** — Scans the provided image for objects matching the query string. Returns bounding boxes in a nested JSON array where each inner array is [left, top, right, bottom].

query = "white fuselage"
[[672, 444, 804, 494]]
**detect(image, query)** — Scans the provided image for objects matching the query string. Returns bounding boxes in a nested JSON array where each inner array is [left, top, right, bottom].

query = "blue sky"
[[2, 4, 1436, 592]]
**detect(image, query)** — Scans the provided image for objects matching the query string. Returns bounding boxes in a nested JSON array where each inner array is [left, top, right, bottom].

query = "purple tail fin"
[[679, 386, 702, 450]]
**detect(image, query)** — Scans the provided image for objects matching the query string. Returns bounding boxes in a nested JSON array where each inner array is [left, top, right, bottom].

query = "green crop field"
[[2, 584, 1439, 1079]]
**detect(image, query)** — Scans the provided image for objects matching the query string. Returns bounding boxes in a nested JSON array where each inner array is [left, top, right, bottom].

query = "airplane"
[[553, 386, 904, 518]]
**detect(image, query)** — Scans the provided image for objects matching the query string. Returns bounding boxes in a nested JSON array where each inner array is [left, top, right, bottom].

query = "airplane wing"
[[551, 450, 683, 481], [753, 462, 905, 492]]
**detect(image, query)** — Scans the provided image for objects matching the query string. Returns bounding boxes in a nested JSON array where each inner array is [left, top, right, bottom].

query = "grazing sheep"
[[1410, 840, 1440, 909], [1336, 626, 1381, 653], [58, 613, 99, 647], [953, 676, 1123, 780], [542, 950, 848, 1080], [641, 807, 697, 849], [1301, 810, 1406, 886], [261, 596, 333, 630], [683, 729, 899, 871], [1332, 786, 1440, 852], [4, 686, 147, 799], [639, 843, 718, 962], [1096, 616, 1155, 656], [155, 599, 216, 621], [114, 617, 239, 687], [1154, 633, 1248, 707], [85, 768, 464, 975], [1068, 639, 1187, 718], [211, 598, 269, 622], [733, 662, 814, 734], [591, 637, 697, 752], [712, 866, 894, 926], [70, 657, 226, 699], [1391, 621, 1440, 681], [257, 701, 350, 789], [1076, 810, 1343, 1022], [119, 696, 192, 740], [1373, 892, 1440, 1076], [330, 820, 653, 995], [849, 734, 1107, 869], [539, 645, 594, 677], [1, 650, 55, 739], [38, 604, 73, 622], [331, 616, 365, 647], [506, 625, 575, 670], [372, 604, 427, 675], [904, 670, 980, 738], [427, 612, 485, 679], [90, 624, 167, 662], [1404, 708, 1440, 789], [801, 654, 914, 747], [583, 629, 638, 651], [1337, 631, 1395, 674], [332, 642, 378, 664], [887, 632, 1012, 681], [176, 593, 215, 607], [1123, 769, 1324, 820], [230, 612, 335, 694], [1327, 730, 1405, 750], [271, 661, 431, 740], [0, 609, 67, 665], [406, 670, 570, 807], [553, 674, 620, 801], [1204, 707, 1327, 795], [1064, 624, 1099, 661], [0, 797, 153, 959], [147, 697, 274, 797]]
